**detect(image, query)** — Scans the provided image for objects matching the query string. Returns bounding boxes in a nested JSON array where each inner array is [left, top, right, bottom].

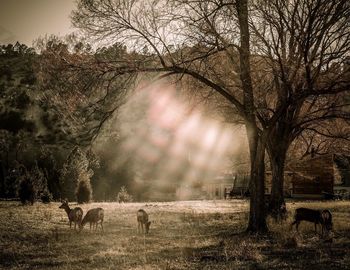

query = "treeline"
[[0, 43, 137, 203]]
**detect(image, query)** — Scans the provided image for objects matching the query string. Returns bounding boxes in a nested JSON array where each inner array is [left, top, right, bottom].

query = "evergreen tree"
[[60, 146, 95, 201], [75, 170, 92, 203]]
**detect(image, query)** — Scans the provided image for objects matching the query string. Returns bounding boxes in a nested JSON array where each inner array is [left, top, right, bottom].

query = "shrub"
[[40, 189, 53, 203], [20, 73, 36, 85], [75, 172, 92, 203], [18, 177, 35, 205], [117, 186, 133, 203]]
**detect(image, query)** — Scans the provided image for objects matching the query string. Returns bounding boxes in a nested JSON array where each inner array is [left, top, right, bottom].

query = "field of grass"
[[1, 200, 350, 269]]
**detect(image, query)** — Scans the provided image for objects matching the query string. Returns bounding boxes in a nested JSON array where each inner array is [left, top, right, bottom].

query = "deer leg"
[[295, 221, 300, 232], [89, 223, 92, 231], [69, 221, 72, 229]]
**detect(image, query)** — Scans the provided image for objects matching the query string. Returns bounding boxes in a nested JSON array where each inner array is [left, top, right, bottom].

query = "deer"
[[291, 207, 333, 236], [59, 200, 83, 230], [137, 209, 151, 234], [79, 208, 104, 231]]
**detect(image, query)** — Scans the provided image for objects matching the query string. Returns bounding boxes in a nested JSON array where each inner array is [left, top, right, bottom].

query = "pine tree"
[[75, 170, 92, 203]]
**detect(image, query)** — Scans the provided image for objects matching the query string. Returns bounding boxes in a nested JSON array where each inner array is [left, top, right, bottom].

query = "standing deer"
[[79, 208, 104, 231], [59, 200, 83, 230], [137, 209, 151, 234], [291, 207, 333, 236]]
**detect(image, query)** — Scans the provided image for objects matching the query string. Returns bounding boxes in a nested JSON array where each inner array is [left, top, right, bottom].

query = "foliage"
[[18, 177, 35, 205], [14, 162, 52, 204], [60, 146, 97, 201], [29, 162, 49, 199], [36, 36, 135, 144], [75, 171, 93, 203], [40, 189, 53, 203], [37, 146, 63, 200], [20, 73, 36, 85], [116, 186, 133, 203], [59, 147, 88, 200]]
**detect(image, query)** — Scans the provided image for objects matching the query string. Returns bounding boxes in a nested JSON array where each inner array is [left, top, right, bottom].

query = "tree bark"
[[267, 137, 289, 220], [236, 0, 268, 233], [246, 129, 268, 233]]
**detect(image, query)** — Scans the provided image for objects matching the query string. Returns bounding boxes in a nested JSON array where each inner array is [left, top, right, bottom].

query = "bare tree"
[[70, 0, 269, 232], [249, 0, 350, 216], [289, 118, 350, 160]]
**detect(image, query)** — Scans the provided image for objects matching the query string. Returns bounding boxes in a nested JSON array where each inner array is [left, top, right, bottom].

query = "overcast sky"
[[0, 0, 76, 46]]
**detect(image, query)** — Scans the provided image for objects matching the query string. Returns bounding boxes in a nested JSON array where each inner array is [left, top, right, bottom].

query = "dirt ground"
[[0, 200, 349, 269]]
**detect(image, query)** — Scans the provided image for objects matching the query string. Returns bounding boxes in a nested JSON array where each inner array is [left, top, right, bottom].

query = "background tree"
[[29, 161, 51, 201], [59, 146, 94, 201], [116, 186, 133, 203], [0, 42, 72, 200], [76, 170, 93, 203]]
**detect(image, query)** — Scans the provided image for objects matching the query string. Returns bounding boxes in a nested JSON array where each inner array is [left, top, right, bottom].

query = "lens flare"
[[119, 82, 235, 200]]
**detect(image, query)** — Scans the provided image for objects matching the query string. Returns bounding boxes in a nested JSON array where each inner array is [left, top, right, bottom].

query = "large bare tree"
[[250, 0, 350, 216], [70, 0, 269, 232]]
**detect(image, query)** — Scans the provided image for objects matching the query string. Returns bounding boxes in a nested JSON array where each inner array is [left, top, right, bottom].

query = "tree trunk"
[[267, 139, 288, 220], [236, 0, 268, 233], [246, 125, 268, 233]]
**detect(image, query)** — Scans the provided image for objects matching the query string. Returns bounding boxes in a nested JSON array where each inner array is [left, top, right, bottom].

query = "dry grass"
[[0, 200, 349, 269]]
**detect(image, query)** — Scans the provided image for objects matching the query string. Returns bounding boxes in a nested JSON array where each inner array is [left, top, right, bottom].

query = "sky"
[[0, 0, 76, 46]]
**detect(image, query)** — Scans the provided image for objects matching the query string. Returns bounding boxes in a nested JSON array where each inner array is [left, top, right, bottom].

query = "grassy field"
[[0, 200, 350, 270]]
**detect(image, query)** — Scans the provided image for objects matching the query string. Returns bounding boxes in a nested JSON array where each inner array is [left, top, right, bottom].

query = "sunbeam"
[[119, 82, 236, 200]]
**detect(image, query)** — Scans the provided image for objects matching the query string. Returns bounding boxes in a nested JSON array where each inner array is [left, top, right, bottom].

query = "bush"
[[18, 178, 35, 205], [75, 172, 92, 203], [40, 190, 53, 203], [117, 186, 133, 203], [20, 73, 36, 85]]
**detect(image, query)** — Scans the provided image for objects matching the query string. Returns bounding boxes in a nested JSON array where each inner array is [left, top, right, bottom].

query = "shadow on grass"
[[151, 222, 350, 270]]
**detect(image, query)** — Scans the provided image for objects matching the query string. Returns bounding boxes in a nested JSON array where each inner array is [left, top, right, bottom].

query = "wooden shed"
[[287, 154, 334, 198]]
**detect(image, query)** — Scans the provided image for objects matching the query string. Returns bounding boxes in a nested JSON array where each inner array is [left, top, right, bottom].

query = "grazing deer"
[[79, 208, 104, 231], [291, 207, 333, 236], [137, 209, 151, 234], [59, 200, 83, 230]]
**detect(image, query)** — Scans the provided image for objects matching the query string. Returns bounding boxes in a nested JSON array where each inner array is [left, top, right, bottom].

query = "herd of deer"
[[59, 200, 151, 234], [59, 200, 333, 236]]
